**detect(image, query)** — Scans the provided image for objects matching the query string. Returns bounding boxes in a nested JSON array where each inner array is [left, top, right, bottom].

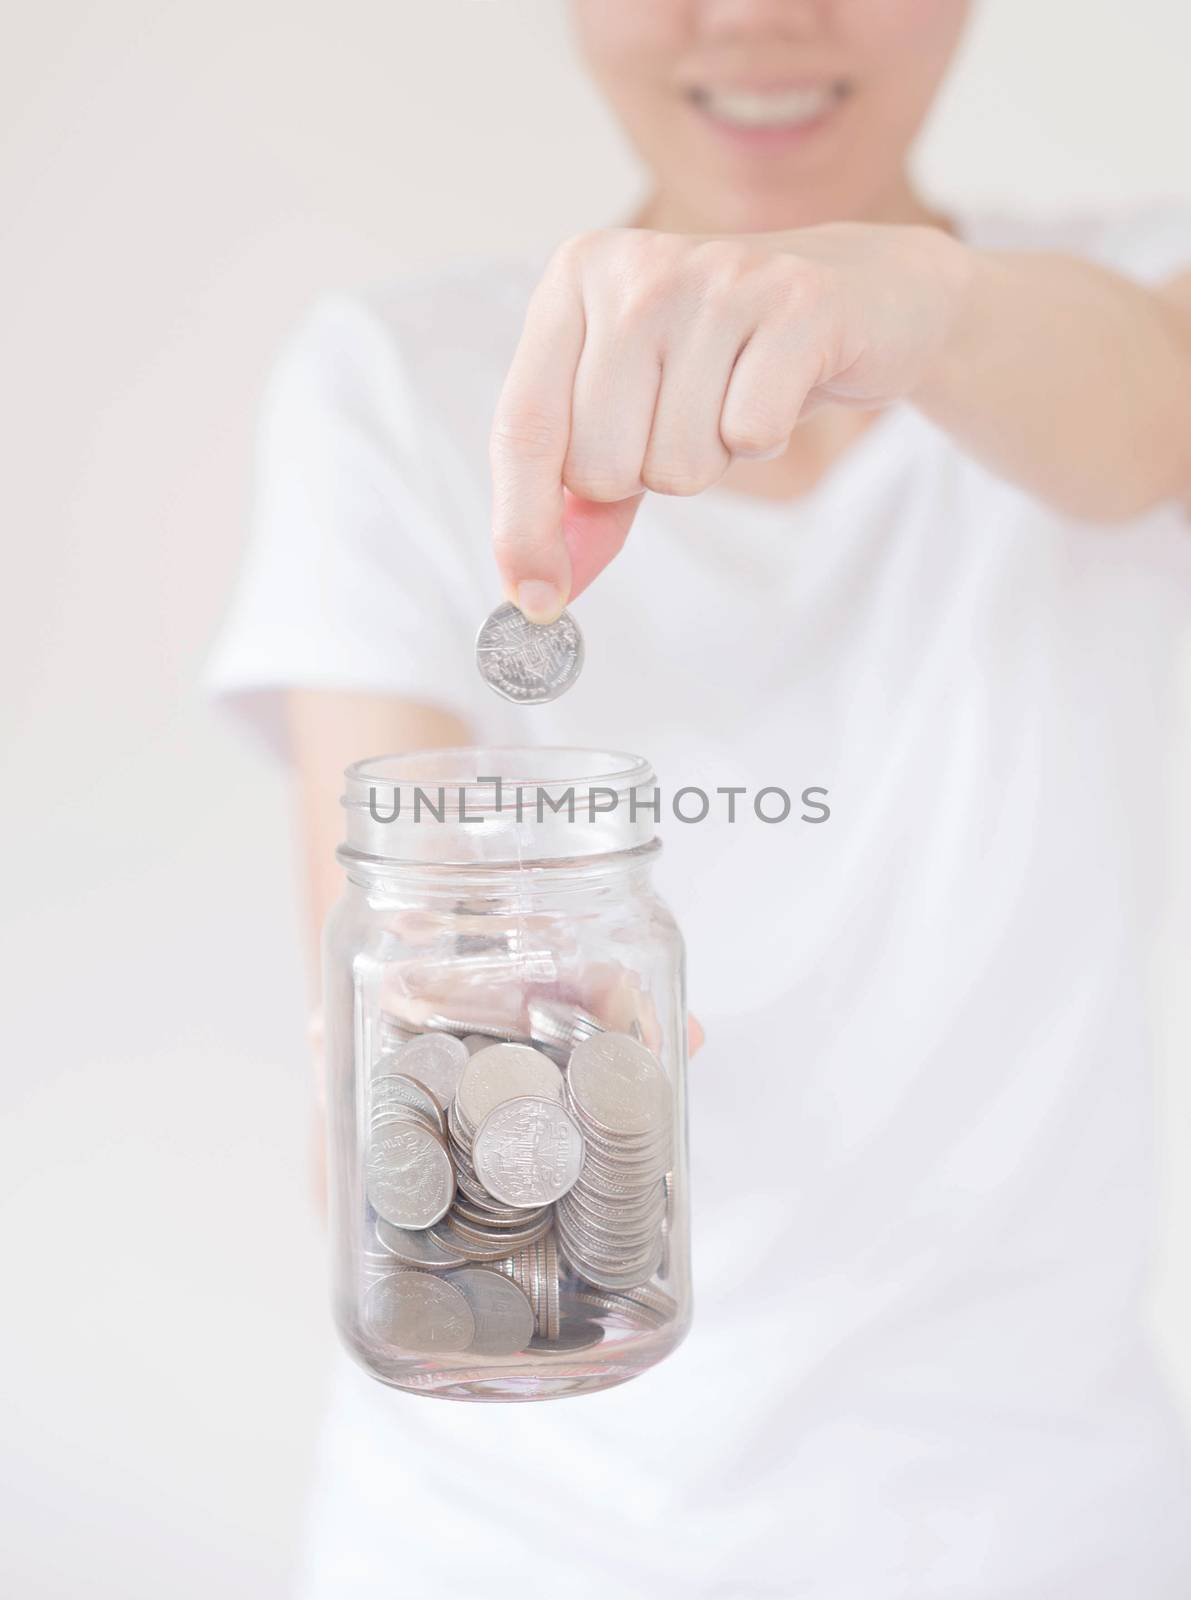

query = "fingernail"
[[516, 579, 564, 624]]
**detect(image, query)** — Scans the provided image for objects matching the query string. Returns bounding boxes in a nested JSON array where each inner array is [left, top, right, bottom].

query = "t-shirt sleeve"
[[969, 202, 1191, 288], [1080, 202, 1191, 287], [205, 293, 488, 759]]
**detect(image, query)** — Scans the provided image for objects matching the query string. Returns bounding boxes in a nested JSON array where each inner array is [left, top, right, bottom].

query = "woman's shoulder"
[[960, 200, 1191, 285], [261, 257, 541, 458], [279, 257, 540, 389]]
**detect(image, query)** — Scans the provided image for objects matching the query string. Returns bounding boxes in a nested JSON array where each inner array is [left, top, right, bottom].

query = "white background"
[[2, 2, 1190, 1594]]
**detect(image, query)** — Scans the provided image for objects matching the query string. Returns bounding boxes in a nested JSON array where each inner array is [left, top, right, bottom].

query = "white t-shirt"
[[209, 208, 1191, 1599]]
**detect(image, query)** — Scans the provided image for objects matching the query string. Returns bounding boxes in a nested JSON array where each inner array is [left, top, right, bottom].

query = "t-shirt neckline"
[[683, 208, 984, 527], [693, 397, 918, 528]]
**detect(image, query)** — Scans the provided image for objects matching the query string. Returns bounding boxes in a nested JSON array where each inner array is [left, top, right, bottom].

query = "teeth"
[[697, 85, 836, 130]]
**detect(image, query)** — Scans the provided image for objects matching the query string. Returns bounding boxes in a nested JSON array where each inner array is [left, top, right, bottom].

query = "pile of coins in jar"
[[361, 999, 677, 1359]]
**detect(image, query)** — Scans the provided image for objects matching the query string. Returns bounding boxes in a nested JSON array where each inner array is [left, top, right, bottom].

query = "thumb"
[[562, 490, 645, 604]]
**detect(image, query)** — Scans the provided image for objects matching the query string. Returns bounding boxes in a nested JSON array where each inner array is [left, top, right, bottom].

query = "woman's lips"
[[686, 82, 850, 147]]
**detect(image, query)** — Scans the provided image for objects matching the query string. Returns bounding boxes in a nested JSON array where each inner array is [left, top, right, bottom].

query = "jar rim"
[[341, 745, 660, 866], [344, 746, 653, 794]]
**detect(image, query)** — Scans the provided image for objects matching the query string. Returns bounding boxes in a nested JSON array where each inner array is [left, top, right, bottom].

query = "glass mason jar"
[[324, 747, 691, 1401]]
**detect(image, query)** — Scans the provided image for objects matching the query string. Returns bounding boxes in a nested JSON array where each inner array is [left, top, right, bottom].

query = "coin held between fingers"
[[475, 601, 584, 705]]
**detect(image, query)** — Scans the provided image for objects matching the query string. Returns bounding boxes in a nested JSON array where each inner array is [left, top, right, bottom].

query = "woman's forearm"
[[284, 689, 473, 986], [914, 246, 1191, 521]]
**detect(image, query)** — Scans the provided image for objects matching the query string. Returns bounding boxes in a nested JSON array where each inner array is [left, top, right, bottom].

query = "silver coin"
[[575, 1132, 670, 1174], [377, 1014, 419, 1048], [561, 1184, 666, 1229], [432, 1022, 568, 1073], [512, 1239, 543, 1335], [567, 1190, 663, 1237], [374, 1217, 469, 1270], [370, 1073, 445, 1132], [528, 998, 605, 1053], [455, 1043, 564, 1131], [569, 1284, 674, 1331], [528, 1320, 604, 1354], [500, 1234, 558, 1337], [431, 1213, 552, 1262], [364, 1270, 475, 1353], [427, 1227, 510, 1264], [573, 1160, 669, 1202], [444, 1206, 552, 1246], [557, 1198, 663, 1248], [371, 1104, 443, 1142], [450, 1189, 548, 1226], [452, 1158, 489, 1200], [612, 1282, 678, 1321], [447, 1267, 536, 1357], [567, 1032, 672, 1139], [531, 1236, 547, 1337], [557, 1238, 664, 1292], [542, 1229, 560, 1339], [559, 1236, 659, 1271], [559, 1225, 663, 1267], [393, 1033, 469, 1107], [366, 1120, 455, 1230], [495, 1241, 540, 1301], [446, 1096, 476, 1150], [424, 1015, 534, 1047], [453, 929, 513, 958], [475, 600, 584, 705], [472, 1096, 584, 1208], [560, 1073, 668, 1289]]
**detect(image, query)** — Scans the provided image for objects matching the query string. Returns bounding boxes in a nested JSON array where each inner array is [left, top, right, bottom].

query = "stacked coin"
[[387, 1000, 600, 1066], [423, 1011, 570, 1067], [365, 1071, 455, 1230], [363, 1265, 538, 1358], [569, 1281, 677, 1333], [526, 997, 604, 1055], [424, 1013, 533, 1048], [366, 1224, 560, 1356], [361, 1014, 676, 1358], [557, 1032, 673, 1290], [373, 1213, 468, 1270], [494, 1230, 562, 1341], [431, 1043, 581, 1261]]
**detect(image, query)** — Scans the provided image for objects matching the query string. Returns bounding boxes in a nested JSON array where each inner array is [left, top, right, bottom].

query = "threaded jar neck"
[[339, 747, 660, 869]]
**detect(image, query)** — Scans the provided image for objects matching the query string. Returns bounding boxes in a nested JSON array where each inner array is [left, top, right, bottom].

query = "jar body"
[[324, 751, 691, 1402]]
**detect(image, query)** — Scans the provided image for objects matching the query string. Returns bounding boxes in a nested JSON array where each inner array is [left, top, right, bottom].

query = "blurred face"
[[573, 0, 969, 233]]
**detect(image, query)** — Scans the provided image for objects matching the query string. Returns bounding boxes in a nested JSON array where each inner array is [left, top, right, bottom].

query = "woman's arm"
[[915, 252, 1191, 522], [284, 689, 472, 1209], [284, 688, 472, 979], [489, 226, 1191, 622]]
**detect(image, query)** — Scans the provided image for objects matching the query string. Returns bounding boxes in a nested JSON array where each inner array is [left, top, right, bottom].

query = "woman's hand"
[[490, 222, 969, 621]]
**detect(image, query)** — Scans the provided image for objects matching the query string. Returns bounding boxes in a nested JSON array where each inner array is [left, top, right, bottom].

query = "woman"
[[210, 2, 1191, 1594]]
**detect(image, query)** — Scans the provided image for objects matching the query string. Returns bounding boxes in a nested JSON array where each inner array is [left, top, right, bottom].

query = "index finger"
[[490, 260, 586, 623]]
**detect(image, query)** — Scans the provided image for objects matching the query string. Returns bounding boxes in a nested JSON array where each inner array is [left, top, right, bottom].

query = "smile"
[[688, 81, 850, 135]]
